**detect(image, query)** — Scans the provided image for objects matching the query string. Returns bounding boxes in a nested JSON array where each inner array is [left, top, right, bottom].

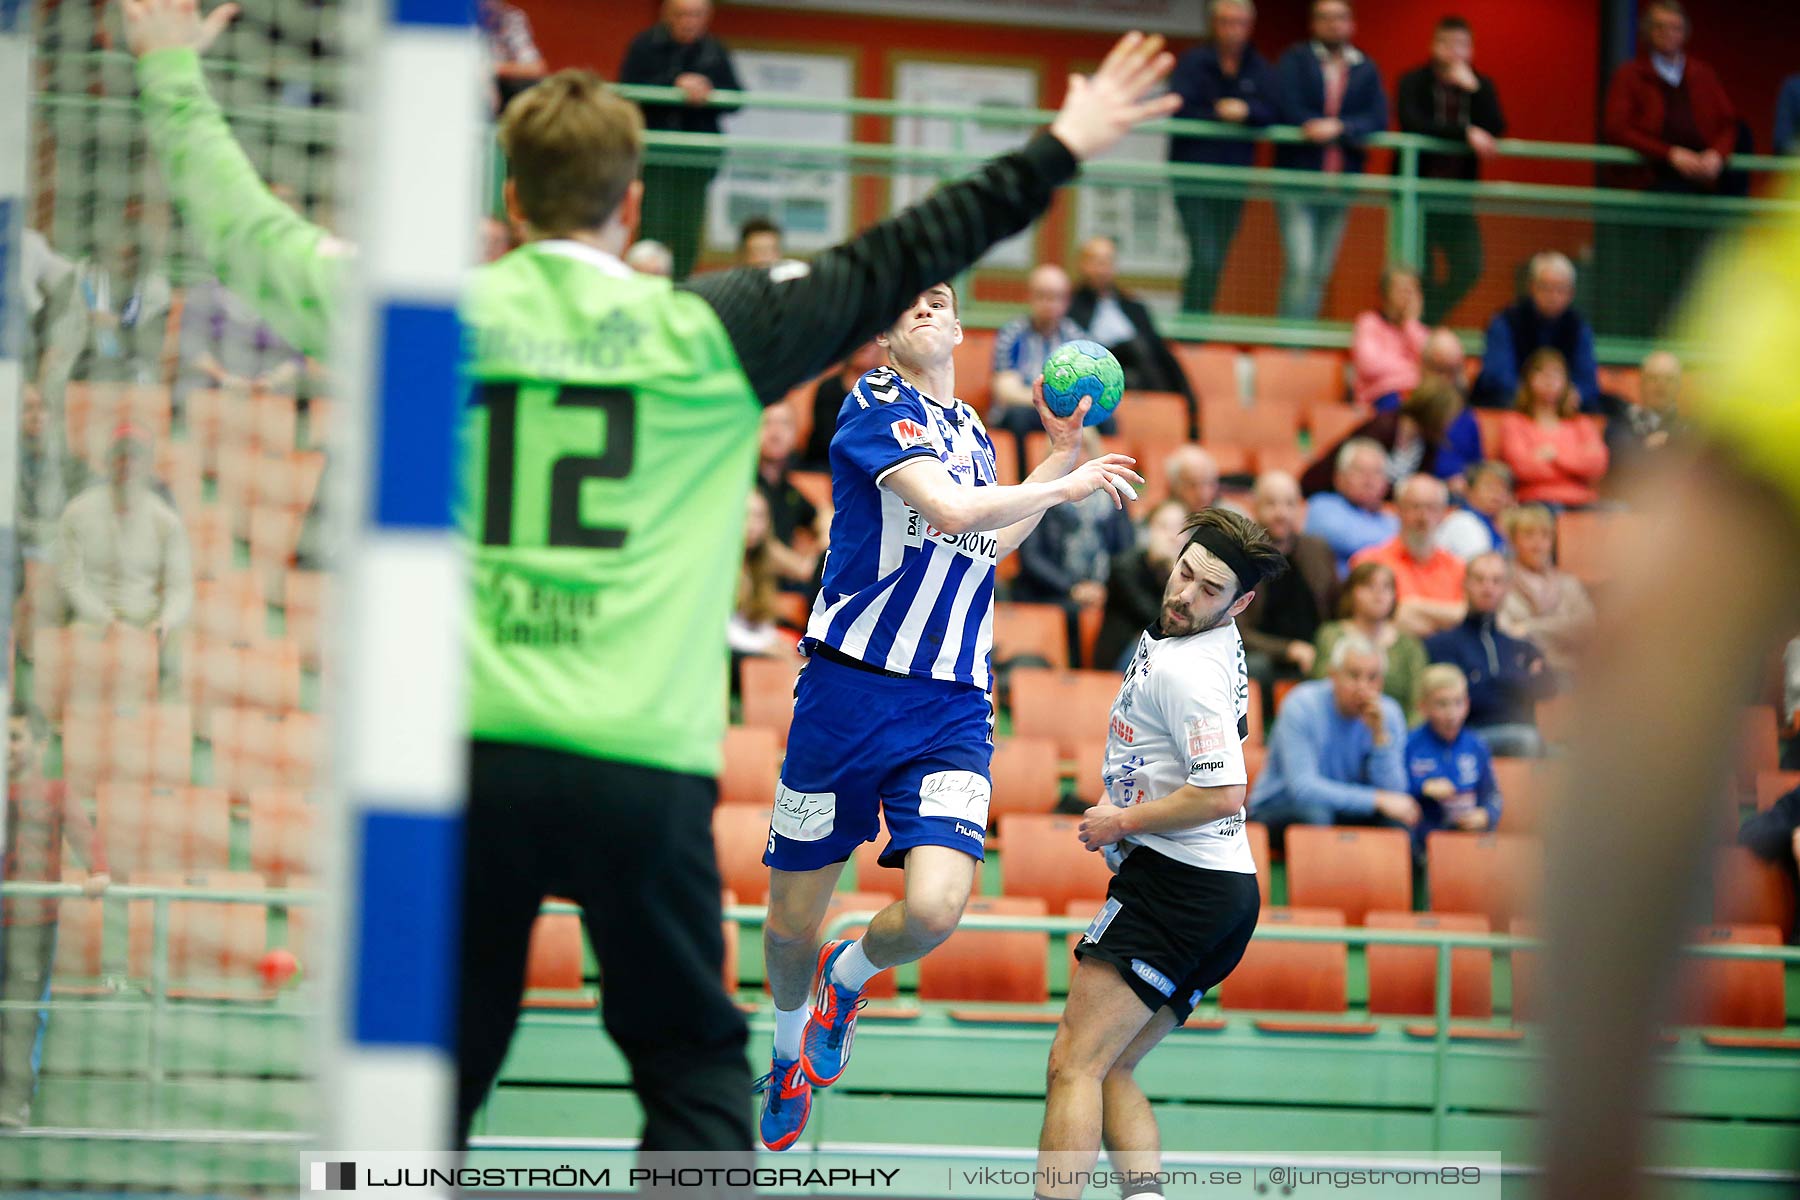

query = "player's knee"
[[903, 890, 967, 947], [763, 898, 824, 948], [1044, 1039, 1106, 1091]]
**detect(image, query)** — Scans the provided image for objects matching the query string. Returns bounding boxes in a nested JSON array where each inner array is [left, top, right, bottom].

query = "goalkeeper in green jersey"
[[123, 0, 1178, 1149]]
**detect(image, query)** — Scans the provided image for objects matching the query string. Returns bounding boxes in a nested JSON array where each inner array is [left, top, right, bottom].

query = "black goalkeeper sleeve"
[[681, 130, 1080, 406]]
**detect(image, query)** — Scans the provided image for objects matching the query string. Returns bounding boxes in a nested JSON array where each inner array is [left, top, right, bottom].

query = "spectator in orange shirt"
[[1, 705, 109, 1127], [1349, 473, 1466, 638], [1498, 348, 1610, 508]]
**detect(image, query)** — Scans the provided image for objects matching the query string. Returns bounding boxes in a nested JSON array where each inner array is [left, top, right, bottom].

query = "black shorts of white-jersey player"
[[1033, 508, 1287, 1200]]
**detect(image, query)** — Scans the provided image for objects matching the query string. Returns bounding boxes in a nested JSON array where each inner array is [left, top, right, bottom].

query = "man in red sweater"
[[0, 706, 109, 1127], [1600, 0, 1738, 335]]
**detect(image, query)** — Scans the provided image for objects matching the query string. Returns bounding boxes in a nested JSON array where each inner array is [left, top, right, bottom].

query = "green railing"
[[613, 84, 1800, 358]]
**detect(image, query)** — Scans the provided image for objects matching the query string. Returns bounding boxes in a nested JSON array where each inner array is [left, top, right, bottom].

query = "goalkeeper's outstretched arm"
[[127, 0, 343, 359]]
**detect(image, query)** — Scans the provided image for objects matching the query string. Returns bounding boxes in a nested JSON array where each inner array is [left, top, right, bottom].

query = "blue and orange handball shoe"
[[800, 940, 868, 1087], [755, 1056, 812, 1152]]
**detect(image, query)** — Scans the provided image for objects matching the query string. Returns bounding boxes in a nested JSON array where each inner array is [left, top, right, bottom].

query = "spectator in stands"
[[1611, 348, 1685, 464], [1472, 251, 1601, 413], [21, 227, 78, 375], [1785, 638, 1800, 771], [1406, 663, 1503, 850], [1014, 432, 1139, 664], [1425, 551, 1552, 757], [625, 239, 674, 278], [1497, 503, 1594, 675], [480, 0, 546, 112], [1435, 460, 1512, 561], [1248, 631, 1415, 846], [620, 0, 742, 280], [0, 703, 109, 1128], [991, 264, 1092, 439], [1302, 437, 1397, 572], [730, 489, 799, 687], [737, 215, 783, 269], [1164, 444, 1221, 515], [1069, 236, 1197, 431], [17, 382, 82, 566], [1310, 560, 1428, 722], [1093, 497, 1187, 670], [799, 341, 884, 470], [1413, 325, 1486, 469], [1351, 265, 1427, 409], [1736, 780, 1800, 938], [1602, 1, 1737, 336], [1168, 0, 1277, 313], [755, 406, 822, 587], [1272, 0, 1389, 321], [1350, 473, 1466, 638], [72, 231, 173, 384], [1303, 379, 1475, 497], [1239, 470, 1336, 695], [56, 425, 192, 643], [1776, 72, 1800, 155], [1498, 348, 1610, 508], [1395, 16, 1507, 325]]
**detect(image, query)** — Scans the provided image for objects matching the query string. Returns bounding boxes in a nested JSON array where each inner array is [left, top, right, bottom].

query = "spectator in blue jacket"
[[1302, 437, 1398, 573], [1168, 0, 1278, 312], [1423, 552, 1554, 757], [1272, 0, 1389, 320], [1248, 631, 1416, 847], [1472, 252, 1602, 412], [1405, 663, 1503, 855]]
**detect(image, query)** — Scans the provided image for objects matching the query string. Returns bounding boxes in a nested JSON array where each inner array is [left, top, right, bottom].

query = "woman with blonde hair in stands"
[[1309, 559, 1429, 722], [729, 489, 798, 687], [1498, 347, 1609, 508], [1497, 502, 1595, 675]]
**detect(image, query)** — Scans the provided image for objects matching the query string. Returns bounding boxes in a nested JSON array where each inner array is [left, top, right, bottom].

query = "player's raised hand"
[[121, 0, 240, 57], [1048, 31, 1181, 161], [1062, 454, 1144, 510]]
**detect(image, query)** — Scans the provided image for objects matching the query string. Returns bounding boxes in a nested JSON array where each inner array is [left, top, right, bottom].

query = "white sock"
[[773, 1004, 809, 1062], [829, 938, 881, 991]]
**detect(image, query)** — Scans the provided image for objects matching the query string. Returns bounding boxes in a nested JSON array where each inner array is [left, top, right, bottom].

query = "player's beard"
[[1159, 594, 1235, 638]]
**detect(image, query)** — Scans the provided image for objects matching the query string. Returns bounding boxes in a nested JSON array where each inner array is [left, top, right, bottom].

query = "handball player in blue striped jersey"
[[754, 279, 1144, 1148]]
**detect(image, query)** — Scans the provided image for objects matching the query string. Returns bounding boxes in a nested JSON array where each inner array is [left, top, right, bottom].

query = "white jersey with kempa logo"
[[1099, 619, 1256, 874]]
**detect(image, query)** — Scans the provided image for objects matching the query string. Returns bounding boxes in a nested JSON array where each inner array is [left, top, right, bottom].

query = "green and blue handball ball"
[[1041, 339, 1126, 427]]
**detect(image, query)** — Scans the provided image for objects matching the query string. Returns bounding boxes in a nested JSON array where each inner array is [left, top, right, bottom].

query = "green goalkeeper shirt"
[[138, 46, 1078, 778]]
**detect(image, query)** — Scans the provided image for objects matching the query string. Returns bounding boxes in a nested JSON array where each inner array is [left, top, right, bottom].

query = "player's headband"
[[1185, 526, 1266, 597]]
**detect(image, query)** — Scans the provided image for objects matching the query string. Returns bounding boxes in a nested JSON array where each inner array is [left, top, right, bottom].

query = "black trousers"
[[1421, 207, 1483, 327], [638, 162, 719, 281], [457, 741, 753, 1151], [1174, 193, 1245, 314]]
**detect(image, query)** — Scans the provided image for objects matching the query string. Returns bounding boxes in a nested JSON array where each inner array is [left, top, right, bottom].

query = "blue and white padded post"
[[325, 0, 483, 1151]]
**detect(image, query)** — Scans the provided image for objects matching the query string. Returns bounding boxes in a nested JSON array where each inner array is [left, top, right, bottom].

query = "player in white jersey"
[[1032, 508, 1288, 1199], [756, 282, 1146, 1151]]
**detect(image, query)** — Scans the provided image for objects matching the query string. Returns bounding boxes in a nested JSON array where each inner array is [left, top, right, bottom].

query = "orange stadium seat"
[[53, 883, 108, 987], [992, 602, 1068, 670], [247, 788, 317, 885], [989, 737, 1060, 826], [1252, 348, 1344, 408], [1284, 826, 1412, 925], [916, 895, 1048, 1004], [720, 725, 780, 808], [96, 784, 230, 879], [186, 505, 237, 583], [1677, 924, 1784, 1029], [953, 327, 995, 413], [1756, 770, 1800, 812], [1597, 365, 1641, 405], [248, 505, 309, 596], [127, 871, 269, 996], [1427, 832, 1541, 931], [1070, 736, 1107, 808], [1217, 907, 1362, 1022], [187, 637, 303, 731], [1473, 409, 1507, 459], [33, 624, 160, 719], [1365, 911, 1493, 1019], [283, 569, 326, 668], [1304, 403, 1368, 453], [1509, 917, 1540, 1023], [1113, 391, 1190, 447], [193, 571, 267, 646], [523, 909, 593, 1010], [1174, 344, 1241, 402], [1737, 707, 1781, 794], [1256, 444, 1307, 479], [301, 397, 334, 450], [1490, 758, 1548, 835], [1713, 846, 1796, 943], [62, 701, 193, 795], [252, 394, 300, 457], [712, 804, 773, 904], [183, 387, 242, 474], [990, 429, 1022, 487], [788, 470, 832, 514], [156, 439, 205, 516], [739, 656, 800, 745], [1009, 667, 1121, 759], [1244, 821, 1271, 904], [210, 707, 321, 802], [998, 813, 1112, 915]]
